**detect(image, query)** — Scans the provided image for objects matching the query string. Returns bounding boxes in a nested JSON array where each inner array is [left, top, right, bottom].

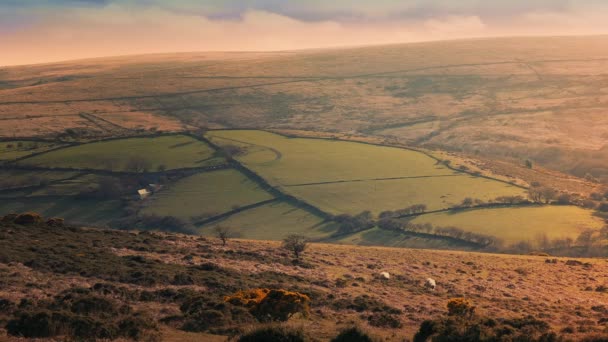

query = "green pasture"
[[410, 205, 603, 243], [206, 130, 526, 215], [0, 141, 63, 161], [200, 201, 335, 240], [206, 130, 453, 184], [0, 197, 124, 226], [141, 169, 274, 221], [329, 227, 476, 250], [0, 170, 80, 190], [19, 135, 223, 171], [287, 175, 525, 215]]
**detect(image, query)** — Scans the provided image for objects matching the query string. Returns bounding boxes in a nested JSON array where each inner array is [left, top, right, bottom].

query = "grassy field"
[[410, 205, 603, 243], [200, 200, 335, 240], [207, 130, 452, 184], [19, 135, 223, 171], [0, 169, 80, 190], [207, 130, 525, 215], [329, 227, 476, 250], [0, 197, 124, 226], [286, 175, 524, 215], [140, 169, 274, 221], [0, 140, 63, 160]]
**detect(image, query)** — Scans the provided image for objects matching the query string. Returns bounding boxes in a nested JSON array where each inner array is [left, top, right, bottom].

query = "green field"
[[206, 130, 453, 184], [0, 197, 124, 226], [19, 135, 223, 171], [140, 169, 274, 221], [410, 206, 603, 243], [200, 201, 335, 240], [206, 130, 526, 215], [286, 175, 523, 215], [330, 227, 476, 250], [0, 141, 64, 161], [0, 170, 80, 190]]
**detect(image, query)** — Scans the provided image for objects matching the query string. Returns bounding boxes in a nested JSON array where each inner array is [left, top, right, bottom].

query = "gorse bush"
[[447, 298, 475, 318], [225, 289, 310, 322], [13, 212, 44, 225]]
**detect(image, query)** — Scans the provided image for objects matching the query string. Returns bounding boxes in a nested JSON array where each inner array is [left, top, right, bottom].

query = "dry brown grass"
[[8, 236, 604, 340]]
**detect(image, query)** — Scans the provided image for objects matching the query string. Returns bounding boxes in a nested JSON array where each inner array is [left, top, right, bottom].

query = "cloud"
[[2, 1, 608, 66]]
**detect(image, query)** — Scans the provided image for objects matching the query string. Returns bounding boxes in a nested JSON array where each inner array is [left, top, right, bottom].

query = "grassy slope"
[[19, 135, 222, 171], [200, 201, 335, 240], [2, 222, 607, 341], [207, 130, 525, 215], [4, 37, 608, 180], [410, 205, 603, 243], [141, 169, 275, 220]]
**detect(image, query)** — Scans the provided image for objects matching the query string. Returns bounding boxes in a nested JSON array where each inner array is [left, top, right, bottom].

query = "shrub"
[[180, 294, 255, 332], [45, 217, 65, 227], [367, 312, 402, 328], [282, 235, 308, 260], [331, 327, 375, 342], [225, 289, 310, 322], [413, 315, 558, 342], [238, 324, 308, 342], [447, 298, 475, 318], [330, 295, 401, 314], [6, 291, 159, 341], [14, 212, 43, 225], [225, 289, 270, 308]]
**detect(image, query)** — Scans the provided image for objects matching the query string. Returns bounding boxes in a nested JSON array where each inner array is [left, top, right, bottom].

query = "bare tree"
[[215, 226, 233, 246], [282, 234, 308, 260]]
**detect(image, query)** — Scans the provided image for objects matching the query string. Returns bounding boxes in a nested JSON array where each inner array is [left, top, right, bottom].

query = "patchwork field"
[[207, 130, 525, 215], [19, 135, 223, 171], [410, 206, 603, 244], [200, 200, 335, 240], [140, 169, 274, 221]]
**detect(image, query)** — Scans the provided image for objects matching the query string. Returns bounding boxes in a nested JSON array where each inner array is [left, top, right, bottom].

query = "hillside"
[[2, 217, 608, 341], [2, 36, 608, 181], [0, 129, 604, 255]]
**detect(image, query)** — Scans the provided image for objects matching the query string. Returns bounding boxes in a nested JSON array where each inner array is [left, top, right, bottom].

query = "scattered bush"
[[331, 326, 375, 342], [237, 324, 308, 342], [45, 217, 65, 227], [367, 312, 402, 328], [14, 212, 43, 225], [225, 289, 310, 322]]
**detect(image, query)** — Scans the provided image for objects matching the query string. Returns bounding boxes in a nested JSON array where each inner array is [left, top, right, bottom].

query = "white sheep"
[[425, 278, 436, 290], [379, 271, 391, 280]]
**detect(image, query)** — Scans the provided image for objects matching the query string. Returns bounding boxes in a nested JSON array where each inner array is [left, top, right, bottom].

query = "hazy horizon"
[[3, 0, 608, 66]]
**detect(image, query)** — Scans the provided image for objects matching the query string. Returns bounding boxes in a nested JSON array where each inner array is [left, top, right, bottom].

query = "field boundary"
[[261, 129, 529, 190], [193, 198, 280, 226], [193, 133, 333, 220]]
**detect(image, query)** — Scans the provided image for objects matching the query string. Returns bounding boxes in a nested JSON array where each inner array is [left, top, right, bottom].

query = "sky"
[[2, 0, 608, 66]]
